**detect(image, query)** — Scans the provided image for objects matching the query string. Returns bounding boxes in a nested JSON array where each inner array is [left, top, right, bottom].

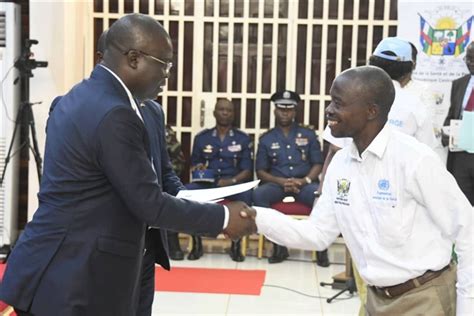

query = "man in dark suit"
[[0, 14, 256, 316], [442, 42, 474, 205]]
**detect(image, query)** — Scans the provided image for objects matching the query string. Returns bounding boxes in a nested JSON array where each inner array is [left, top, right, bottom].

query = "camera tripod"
[[0, 100, 43, 187]]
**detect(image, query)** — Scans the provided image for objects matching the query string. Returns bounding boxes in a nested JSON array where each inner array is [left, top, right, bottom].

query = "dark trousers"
[[252, 182, 319, 208], [450, 152, 474, 205], [137, 234, 157, 316]]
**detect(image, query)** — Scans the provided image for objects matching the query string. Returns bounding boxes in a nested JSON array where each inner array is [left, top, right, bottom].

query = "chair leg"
[[258, 234, 264, 259], [241, 236, 247, 257]]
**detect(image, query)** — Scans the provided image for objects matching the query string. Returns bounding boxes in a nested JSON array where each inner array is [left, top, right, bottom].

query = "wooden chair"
[[257, 200, 316, 260]]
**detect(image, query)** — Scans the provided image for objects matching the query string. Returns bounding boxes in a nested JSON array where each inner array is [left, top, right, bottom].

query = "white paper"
[[176, 180, 260, 202], [449, 119, 462, 152]]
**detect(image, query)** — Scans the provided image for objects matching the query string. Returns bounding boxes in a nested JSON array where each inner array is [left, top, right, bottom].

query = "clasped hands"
[[222, 201, 257, 240], [282, 177, 304, 194]]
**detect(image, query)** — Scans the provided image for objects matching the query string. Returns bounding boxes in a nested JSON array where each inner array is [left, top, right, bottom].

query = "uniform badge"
[[295, 137, 308, 146], [203, 144, 213, 154], [271, 142, 280, 150], [228, 144, 242, 152], [283, 91, 291, 99]]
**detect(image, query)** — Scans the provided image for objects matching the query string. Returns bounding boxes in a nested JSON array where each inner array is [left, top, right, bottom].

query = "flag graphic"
[[455, 16, 473, 55], [419, 14, 473, 57]]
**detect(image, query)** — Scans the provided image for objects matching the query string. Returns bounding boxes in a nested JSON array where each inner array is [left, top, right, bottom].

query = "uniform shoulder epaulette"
[[258, 128, 274, 139], [298, 123, 316, 131], [233, 127, 249, 136], [195, 128, 211, 137]]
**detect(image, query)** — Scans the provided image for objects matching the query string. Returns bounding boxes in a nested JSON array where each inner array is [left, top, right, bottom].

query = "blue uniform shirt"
[[191, 127, 253, 179], [256, 123, 323, 178]]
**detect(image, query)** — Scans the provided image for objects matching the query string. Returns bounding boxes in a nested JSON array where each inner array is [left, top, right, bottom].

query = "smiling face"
[[325, 66, 394, 144], [326, 76, 372, 139]]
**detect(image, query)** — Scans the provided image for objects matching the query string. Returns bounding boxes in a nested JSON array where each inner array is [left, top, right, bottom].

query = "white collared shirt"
[[256, 124, 473, 315], [322, 125, 352, 149], [388, 80, 438, 149]]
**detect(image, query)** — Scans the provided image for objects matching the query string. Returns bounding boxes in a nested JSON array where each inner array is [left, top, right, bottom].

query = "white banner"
[[398, 0, 473, 161]]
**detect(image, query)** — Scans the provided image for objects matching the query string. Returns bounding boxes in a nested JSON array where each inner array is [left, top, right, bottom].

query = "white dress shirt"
[[99, 65, 230, 228], [388, 80, 438, 149], [256, 124, 473, 315]]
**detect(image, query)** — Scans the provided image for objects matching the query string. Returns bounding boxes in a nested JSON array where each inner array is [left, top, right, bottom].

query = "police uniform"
[[253, 90, 324, 264], [253, 91, 323, 207], [185, 127, 253, 261]]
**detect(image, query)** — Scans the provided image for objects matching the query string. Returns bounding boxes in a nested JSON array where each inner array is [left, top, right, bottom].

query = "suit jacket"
[[139, 100, 185, 268], [444, 74, 471, 172], [0, 65, 224, 315]]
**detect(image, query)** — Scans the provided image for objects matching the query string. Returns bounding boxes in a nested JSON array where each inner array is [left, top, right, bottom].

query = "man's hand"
[[191, 163, 206, 171], [223, 201, 257, 240]]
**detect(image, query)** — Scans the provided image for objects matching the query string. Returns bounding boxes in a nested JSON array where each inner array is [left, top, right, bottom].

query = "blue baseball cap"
[[373, 37, 413, 62]]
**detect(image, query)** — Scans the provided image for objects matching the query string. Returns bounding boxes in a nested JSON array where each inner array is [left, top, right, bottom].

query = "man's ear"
[[367, 103, 380, 121], [126, 50, 140, 69]]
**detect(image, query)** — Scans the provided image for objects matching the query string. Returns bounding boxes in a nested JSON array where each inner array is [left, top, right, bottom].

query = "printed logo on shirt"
[[373, 178, 397, 204], [388, 119, 403, 127], [335, 178, 351, 206]]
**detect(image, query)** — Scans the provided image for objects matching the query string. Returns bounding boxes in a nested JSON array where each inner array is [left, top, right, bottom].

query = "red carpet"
[[155, 266, 266, 295], [0, 263, 265, 312]]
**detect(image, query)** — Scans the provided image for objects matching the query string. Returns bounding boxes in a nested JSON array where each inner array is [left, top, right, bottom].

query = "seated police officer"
[[253, 90, 328, 266], [186, 98, 253, 262]]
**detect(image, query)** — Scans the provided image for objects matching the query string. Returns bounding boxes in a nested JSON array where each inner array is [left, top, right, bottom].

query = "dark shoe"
[[230, 239, 245, 262], [167, 232, 184, 261], [187, 235, 203, 260], [268, 244, 289, 264], [316, 249, 330, 267]]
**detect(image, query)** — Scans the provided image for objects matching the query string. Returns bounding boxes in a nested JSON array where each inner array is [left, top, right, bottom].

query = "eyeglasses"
[[136, 50, 173, 74], [111, 41, 173, 74]]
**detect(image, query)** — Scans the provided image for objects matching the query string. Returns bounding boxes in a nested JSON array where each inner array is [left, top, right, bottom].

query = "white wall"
[[27, 0, 91, 219]]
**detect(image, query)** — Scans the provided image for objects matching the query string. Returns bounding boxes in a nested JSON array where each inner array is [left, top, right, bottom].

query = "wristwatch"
[[305, 176, 312, 184], [231, 178, 237, 184]]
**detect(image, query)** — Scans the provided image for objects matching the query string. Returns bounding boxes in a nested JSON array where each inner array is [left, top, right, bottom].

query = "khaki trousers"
[[366, 264, 456, 316]]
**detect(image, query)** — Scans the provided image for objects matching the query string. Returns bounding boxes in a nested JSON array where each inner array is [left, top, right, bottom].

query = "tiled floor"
[[151, 240, 360, 315]]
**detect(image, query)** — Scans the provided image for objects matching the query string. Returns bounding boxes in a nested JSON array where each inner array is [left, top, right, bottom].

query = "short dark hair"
[[368, 55, 413, 81]]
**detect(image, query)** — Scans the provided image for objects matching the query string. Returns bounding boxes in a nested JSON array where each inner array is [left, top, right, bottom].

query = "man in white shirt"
[[254, 66, 473, 315], [369, 37, 439, 150]]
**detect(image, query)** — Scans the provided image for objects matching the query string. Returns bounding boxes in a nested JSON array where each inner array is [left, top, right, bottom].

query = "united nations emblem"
[[378, 179, 390, 191]]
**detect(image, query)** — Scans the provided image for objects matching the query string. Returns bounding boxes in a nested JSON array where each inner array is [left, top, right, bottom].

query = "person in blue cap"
[[253, 90, 327, 266], [185, 98, 254, 262]]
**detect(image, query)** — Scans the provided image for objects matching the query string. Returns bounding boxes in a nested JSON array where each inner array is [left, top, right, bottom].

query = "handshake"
[[222, 201, 257, 240]]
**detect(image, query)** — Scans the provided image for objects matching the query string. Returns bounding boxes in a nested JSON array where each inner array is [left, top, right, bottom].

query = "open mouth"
[[327, 119, 339, 127]]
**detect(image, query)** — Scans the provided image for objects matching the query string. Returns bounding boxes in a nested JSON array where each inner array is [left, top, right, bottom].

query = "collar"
[[349, 124, 391, 161], [392, 80, 402, 90], [211, 127, 234, 137], [99, 64, 143, 122]]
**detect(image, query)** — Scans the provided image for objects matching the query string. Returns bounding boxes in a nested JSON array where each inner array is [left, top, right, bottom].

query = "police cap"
[[270, 90, 301, 109]]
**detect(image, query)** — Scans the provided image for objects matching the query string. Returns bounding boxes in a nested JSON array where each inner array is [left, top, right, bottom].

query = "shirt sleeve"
[[408, 153, 473, 315], [255, 138, 270, 171], [255, 173, 341, 250], [190, 135, 204, 166], [238, 135, 253, 171], [308, 131, 324, 164]]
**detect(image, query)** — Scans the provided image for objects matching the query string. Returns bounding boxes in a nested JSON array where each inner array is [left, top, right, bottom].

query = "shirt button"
[[287, 145, 290, 149], [219, 158, 223, 162], [219, 149, 223, 152], [218, 169, 221, 173], [289, 166, 293, 170], [288, 156, 292, 160]]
